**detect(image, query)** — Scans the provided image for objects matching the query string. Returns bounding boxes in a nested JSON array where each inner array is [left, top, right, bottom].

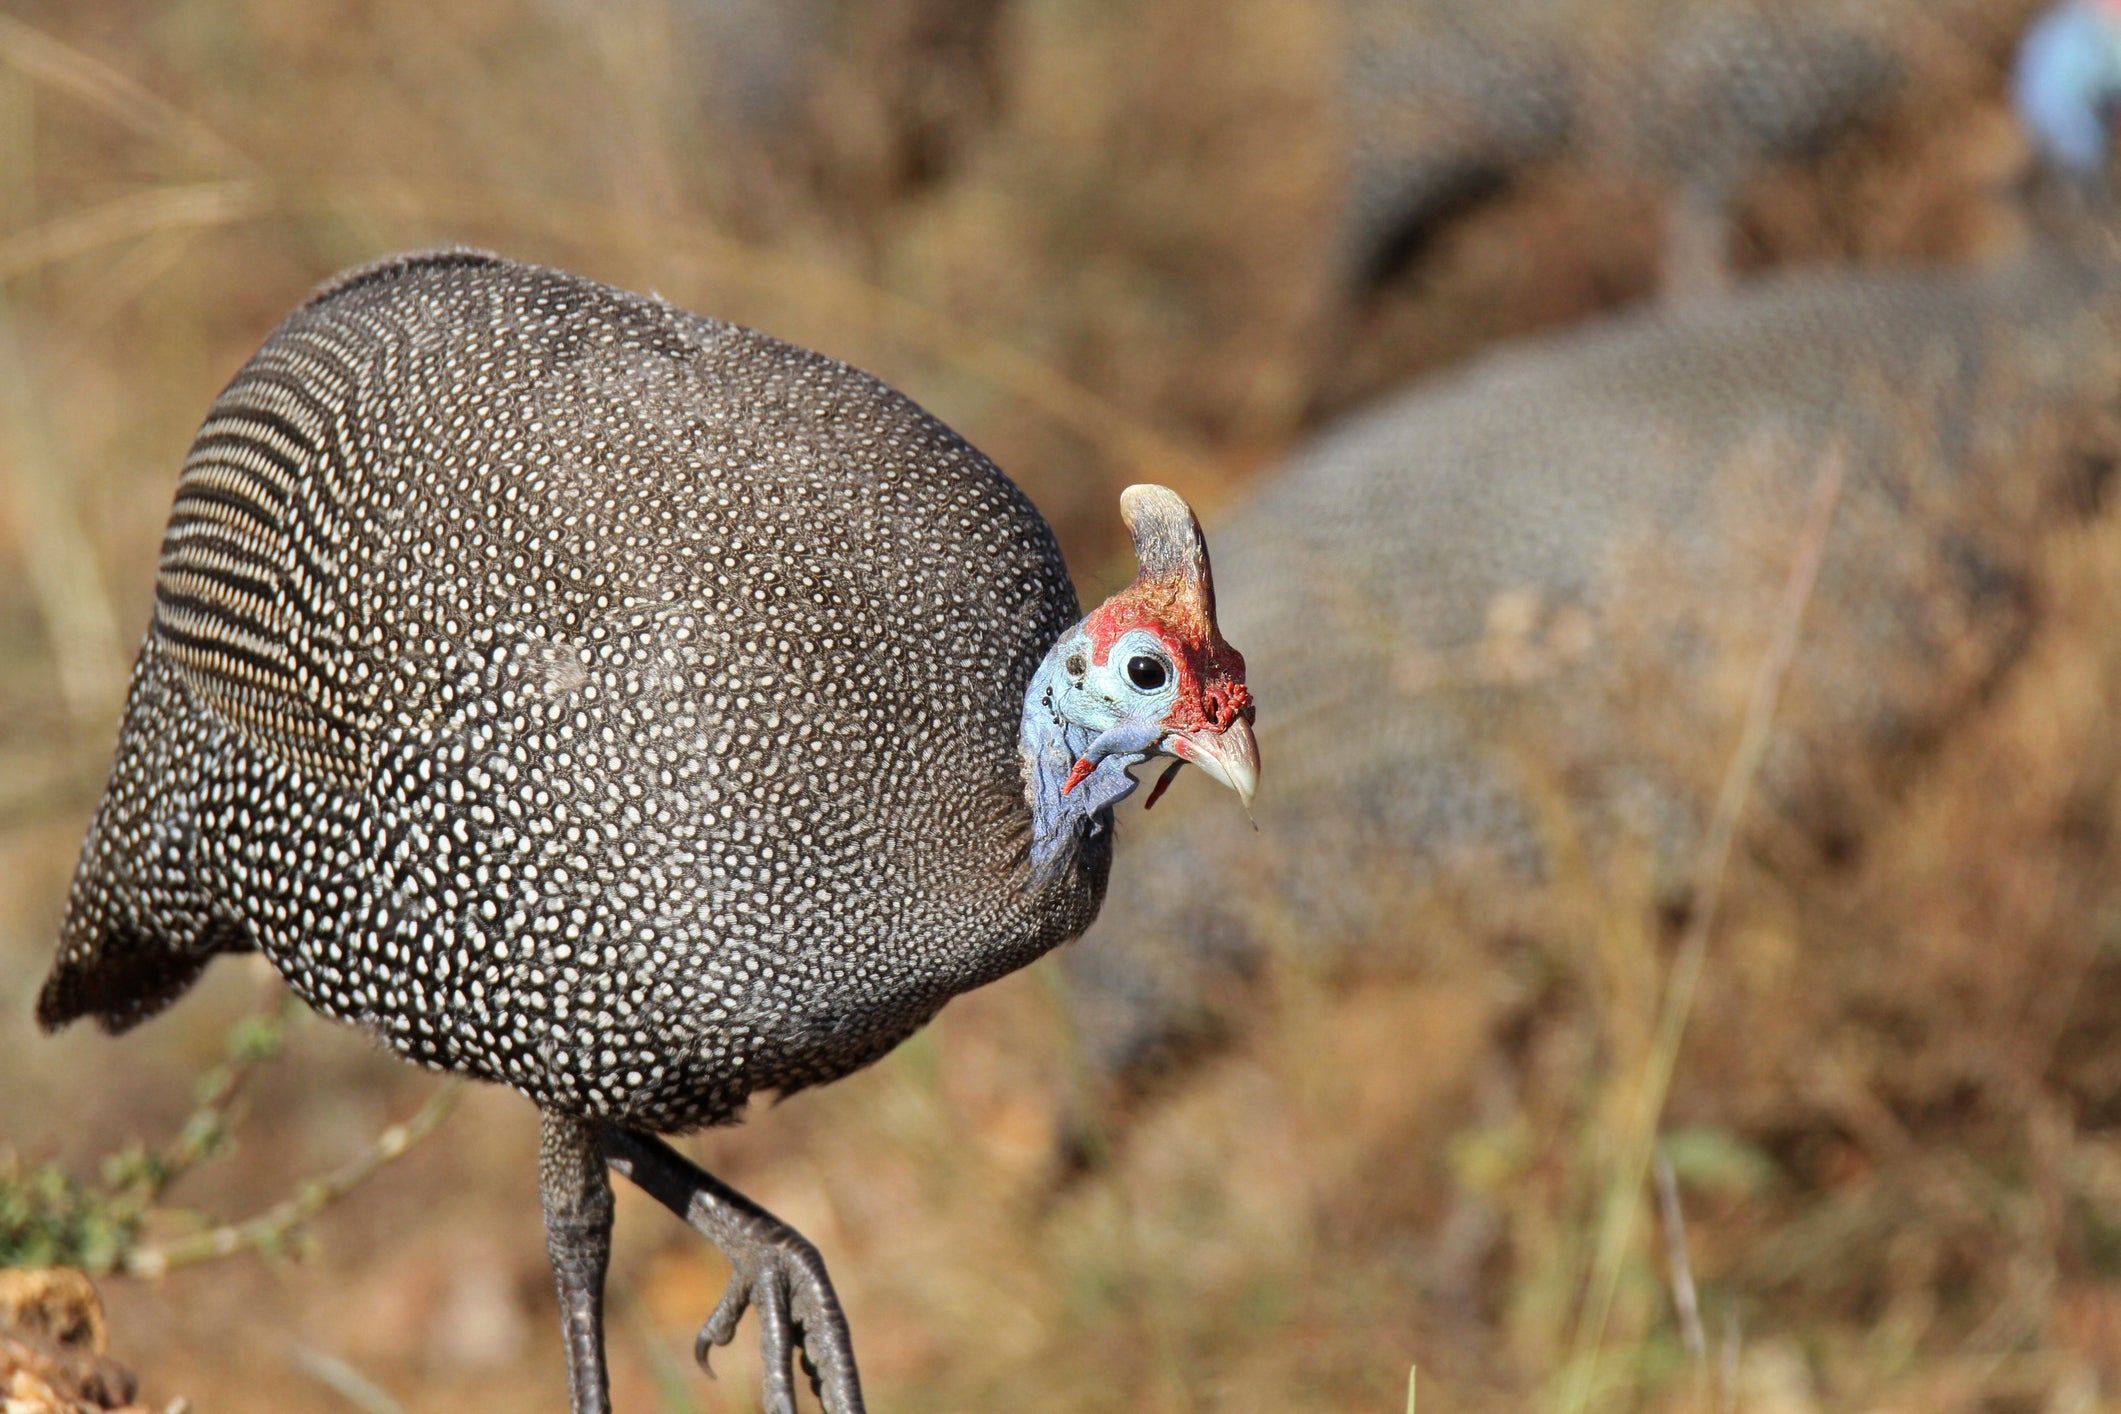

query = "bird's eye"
[[1126, 655, 1169, 692]]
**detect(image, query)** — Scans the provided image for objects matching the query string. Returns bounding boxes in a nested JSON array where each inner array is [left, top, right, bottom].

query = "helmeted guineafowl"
[[35, 249, 1260, 1414], [1335, 0, 1904, 298], [1060, 247, 2121, 1138]]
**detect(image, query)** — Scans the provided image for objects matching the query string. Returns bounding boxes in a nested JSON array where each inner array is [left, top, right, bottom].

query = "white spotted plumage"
[[41, 249, 1109, 1132]]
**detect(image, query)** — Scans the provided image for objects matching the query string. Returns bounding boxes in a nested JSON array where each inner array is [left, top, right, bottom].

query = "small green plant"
[[0, 1002, 289, 1272], [1, 998, 458, 1278]]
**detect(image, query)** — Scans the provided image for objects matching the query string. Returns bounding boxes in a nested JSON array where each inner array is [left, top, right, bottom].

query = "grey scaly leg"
[[540, 1111, 615, 1414], [603, 1127, 866, 1414]]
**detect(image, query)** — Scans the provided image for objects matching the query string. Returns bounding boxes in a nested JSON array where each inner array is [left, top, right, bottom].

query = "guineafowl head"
[[2014, 0, 2121, 182], [1022, 484, 1257, 885]]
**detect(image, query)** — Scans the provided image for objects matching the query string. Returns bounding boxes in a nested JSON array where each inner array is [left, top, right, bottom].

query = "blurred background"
[[2, 0, 2120, 1410]]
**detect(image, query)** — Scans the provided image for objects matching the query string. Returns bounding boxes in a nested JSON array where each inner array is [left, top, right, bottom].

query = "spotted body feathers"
[[41, 250, 1109, 1132]]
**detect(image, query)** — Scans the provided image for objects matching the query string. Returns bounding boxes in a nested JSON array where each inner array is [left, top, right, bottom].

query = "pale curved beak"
[[1168, 717, 1259, 812]]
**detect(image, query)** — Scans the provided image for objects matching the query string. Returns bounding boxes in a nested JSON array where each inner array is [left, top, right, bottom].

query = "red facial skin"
[[1057, 572, 1254, 802], [1140, 760, 1188, 811], [1081, 577, 1252, 735]]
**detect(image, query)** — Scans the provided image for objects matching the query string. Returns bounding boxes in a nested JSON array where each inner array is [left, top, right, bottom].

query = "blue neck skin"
[[1020, 638, 1163, 889]]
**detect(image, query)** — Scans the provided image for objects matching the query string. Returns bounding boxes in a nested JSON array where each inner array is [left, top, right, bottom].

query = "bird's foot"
[[693, 1208, 859, 1414], [603, 1127, 866, 1414]]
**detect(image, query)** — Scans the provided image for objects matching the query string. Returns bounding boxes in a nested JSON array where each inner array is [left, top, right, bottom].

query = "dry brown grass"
[[2, 2, 2116, 1412]]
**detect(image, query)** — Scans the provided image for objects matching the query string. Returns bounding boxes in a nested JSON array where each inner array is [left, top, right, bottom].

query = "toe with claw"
[[693, 1214, 860, 1414], [603, 1126, 867, 1414]]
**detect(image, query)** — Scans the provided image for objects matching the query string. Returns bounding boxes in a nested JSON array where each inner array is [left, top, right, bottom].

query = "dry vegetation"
[[1, 1, 2118, 1411]]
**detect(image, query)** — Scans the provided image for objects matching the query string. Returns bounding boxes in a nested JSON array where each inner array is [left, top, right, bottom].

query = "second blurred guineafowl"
[[1062, 247, 2120, 1124], [1336, 0, 1906, 297], [35, 251, 1260, 1413]]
